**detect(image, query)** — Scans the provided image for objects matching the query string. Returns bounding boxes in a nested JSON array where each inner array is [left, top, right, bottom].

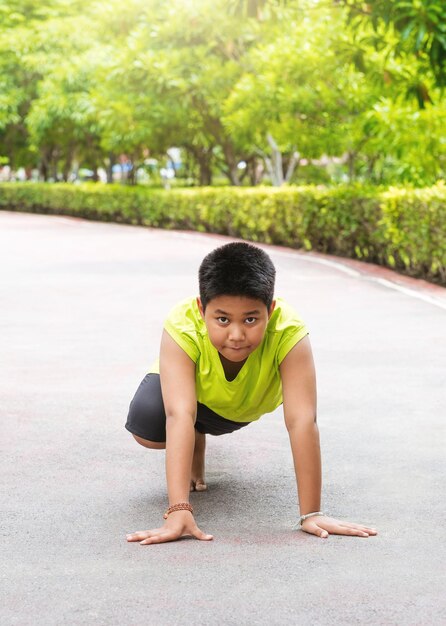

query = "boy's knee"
[[132, 434, 165, 450]]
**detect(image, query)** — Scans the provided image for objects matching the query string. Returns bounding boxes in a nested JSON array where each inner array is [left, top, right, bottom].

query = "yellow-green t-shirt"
[[150, 296, 308, 423]]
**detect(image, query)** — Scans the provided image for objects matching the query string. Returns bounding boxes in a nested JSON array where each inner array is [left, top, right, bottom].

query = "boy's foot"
[[190, 430, 207, 492], [190, 479, 207, 492]]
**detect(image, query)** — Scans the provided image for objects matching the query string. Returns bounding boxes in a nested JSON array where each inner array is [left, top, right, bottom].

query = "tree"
[[91, 0, 265, 185], [0, 0, 443, 186], [0, 0, 99, 176], [223, 5, 381, 184], [26, 58, 103, 180], [339, 0, 446, 89]]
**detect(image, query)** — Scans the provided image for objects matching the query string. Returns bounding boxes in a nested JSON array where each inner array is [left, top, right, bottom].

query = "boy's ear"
[[197, 297, 205, 319], [268, 299, 276, 319]]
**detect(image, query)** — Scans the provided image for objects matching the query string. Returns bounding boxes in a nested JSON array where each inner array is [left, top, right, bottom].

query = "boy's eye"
[[245, 317, 257, 324], [217, 317, 229, 324]]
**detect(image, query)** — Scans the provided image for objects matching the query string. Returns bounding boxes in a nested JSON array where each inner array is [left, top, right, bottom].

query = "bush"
[[0, 181, 444, 284]]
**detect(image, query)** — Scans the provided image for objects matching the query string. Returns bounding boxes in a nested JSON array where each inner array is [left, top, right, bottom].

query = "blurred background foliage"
[[0, 0, 445, 187]]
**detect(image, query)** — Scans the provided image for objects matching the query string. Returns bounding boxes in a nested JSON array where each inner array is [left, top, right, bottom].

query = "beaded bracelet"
[[163, 502, 194, 519]]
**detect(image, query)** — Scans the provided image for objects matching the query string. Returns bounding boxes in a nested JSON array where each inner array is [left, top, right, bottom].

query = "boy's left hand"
[[301, 515, 377, 539]]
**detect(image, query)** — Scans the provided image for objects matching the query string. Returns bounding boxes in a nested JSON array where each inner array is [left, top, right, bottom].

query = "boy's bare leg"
[[190, 430, 207, 491]]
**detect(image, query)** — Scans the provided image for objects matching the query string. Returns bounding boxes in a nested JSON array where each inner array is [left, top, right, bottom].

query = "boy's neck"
[[219, 353, 248, 382]]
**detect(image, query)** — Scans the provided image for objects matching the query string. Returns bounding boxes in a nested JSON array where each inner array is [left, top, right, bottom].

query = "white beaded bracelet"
[[294, 511, 325, 530]]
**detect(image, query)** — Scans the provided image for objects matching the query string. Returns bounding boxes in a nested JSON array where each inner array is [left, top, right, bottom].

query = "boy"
[[125, 242, 377, 544]]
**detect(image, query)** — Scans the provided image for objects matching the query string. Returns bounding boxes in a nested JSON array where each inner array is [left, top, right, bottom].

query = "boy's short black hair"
[[198, 242, 276, 310]]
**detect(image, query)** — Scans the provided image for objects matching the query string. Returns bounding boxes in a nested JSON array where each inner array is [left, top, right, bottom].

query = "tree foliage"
[[0, 0, 444, 185], [340, 0, 446, 87]]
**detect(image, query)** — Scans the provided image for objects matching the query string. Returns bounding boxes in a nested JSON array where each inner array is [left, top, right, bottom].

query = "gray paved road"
[[1, 211, 445, 625]]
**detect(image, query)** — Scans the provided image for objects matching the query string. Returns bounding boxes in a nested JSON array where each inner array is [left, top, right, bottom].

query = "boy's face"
[[197, 295, 275, 363]]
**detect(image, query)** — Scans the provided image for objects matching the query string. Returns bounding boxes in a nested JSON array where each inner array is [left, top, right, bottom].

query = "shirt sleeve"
[[163, 299, 201, 363], [164, 320, 200, 363], [273, 298, 309, 365], [276, 324, 309, 364]]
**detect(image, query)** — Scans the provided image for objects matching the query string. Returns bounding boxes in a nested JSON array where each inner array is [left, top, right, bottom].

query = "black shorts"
[[125, 374, 250, 443]]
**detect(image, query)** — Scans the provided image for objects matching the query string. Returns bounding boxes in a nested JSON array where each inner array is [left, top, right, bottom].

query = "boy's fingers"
[[129, 525, 213, 544], [332, 526, 369, 537], [127, 531, 151, 542], [302, 524, 328, 538], [126, 529, 162, 542], [339, 522, 377, 533], [140, 531, 177, 545], [302, 517, 378, 539], [191, 526, 214, 541]]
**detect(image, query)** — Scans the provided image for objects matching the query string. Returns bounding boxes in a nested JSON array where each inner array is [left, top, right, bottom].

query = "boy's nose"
[[228, 325, 245, 341]]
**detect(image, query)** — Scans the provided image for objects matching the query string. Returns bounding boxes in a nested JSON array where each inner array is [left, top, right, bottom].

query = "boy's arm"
[[160, 330, 198, 505], [280, 336, 377, 539], [128, 330, 213, 545]]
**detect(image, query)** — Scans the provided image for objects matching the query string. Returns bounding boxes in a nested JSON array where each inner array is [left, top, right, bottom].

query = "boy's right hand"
[[126, 511, 213, 545]]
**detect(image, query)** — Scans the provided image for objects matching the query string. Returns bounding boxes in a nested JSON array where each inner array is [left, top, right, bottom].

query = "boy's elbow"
[[285, 412, 318, 434], [165, 407, 196, 427]]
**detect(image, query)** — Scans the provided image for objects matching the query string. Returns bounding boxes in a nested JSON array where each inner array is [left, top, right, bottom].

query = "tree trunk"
[[284, 151, 300, 183], [62, 147, 75, 182], [185, 145, 214, 186], [105, 153, 116, 184], [226, 165, 240, 186], [39, 159, 48, 182], [198, 159, 212, 186], [221, 142, 241, 186], [247, 157, 264, 186], [50, 147, 59, 181], [347, 150, 356, 182], [127, 162, 136, 185], [367, 155, 378, 181], [39, 147, 53, 182], [266, 133, 284, 186]]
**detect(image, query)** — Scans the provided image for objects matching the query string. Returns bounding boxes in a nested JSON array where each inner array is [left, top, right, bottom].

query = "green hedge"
[[0, 182, 445, 284]]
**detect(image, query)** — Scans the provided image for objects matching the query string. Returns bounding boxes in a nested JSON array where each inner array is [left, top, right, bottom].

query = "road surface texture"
[[1, 211, 445, 626]]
